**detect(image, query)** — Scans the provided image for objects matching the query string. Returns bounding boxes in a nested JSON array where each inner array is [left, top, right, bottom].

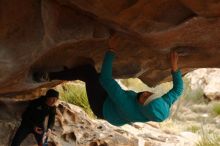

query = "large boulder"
[[1, 0, 220, 96], [186, 68, 220, 101]]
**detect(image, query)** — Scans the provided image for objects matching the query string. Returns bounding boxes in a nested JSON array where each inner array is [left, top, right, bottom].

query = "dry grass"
[[196, 133, 220, 146], [56, 81, 95, 118]]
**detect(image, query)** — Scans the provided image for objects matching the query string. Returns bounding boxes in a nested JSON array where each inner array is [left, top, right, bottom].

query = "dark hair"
[[47, 141, 56, 146], [45, 89, 59, 98], [137, 92, 144, 101]]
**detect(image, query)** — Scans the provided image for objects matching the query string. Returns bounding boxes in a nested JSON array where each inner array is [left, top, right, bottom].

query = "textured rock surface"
[[186, 68, 220, 101], [1, 100, 198, 146], [1, 0, 220, 96]]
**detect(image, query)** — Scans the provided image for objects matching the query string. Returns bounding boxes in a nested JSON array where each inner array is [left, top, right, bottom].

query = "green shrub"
[[212, 102, 220, 116], [186, 125, 200, 133], [57, 82, 95, 118]]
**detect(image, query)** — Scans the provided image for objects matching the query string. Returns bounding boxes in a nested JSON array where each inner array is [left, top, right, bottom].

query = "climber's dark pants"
[[50, 64, 107, 118], [11, 121, 43, 146]]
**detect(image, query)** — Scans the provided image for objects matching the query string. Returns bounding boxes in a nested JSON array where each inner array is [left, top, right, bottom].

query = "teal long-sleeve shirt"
[[99, 51, 183, 126]]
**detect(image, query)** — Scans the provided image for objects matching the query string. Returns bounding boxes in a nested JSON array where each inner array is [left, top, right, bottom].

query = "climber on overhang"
[[11, 89, 58, 146], [33, 36, 183, 126]]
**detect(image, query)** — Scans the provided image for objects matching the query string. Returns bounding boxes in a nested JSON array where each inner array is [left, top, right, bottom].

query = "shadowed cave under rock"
[[0, 0, 220, 98]]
